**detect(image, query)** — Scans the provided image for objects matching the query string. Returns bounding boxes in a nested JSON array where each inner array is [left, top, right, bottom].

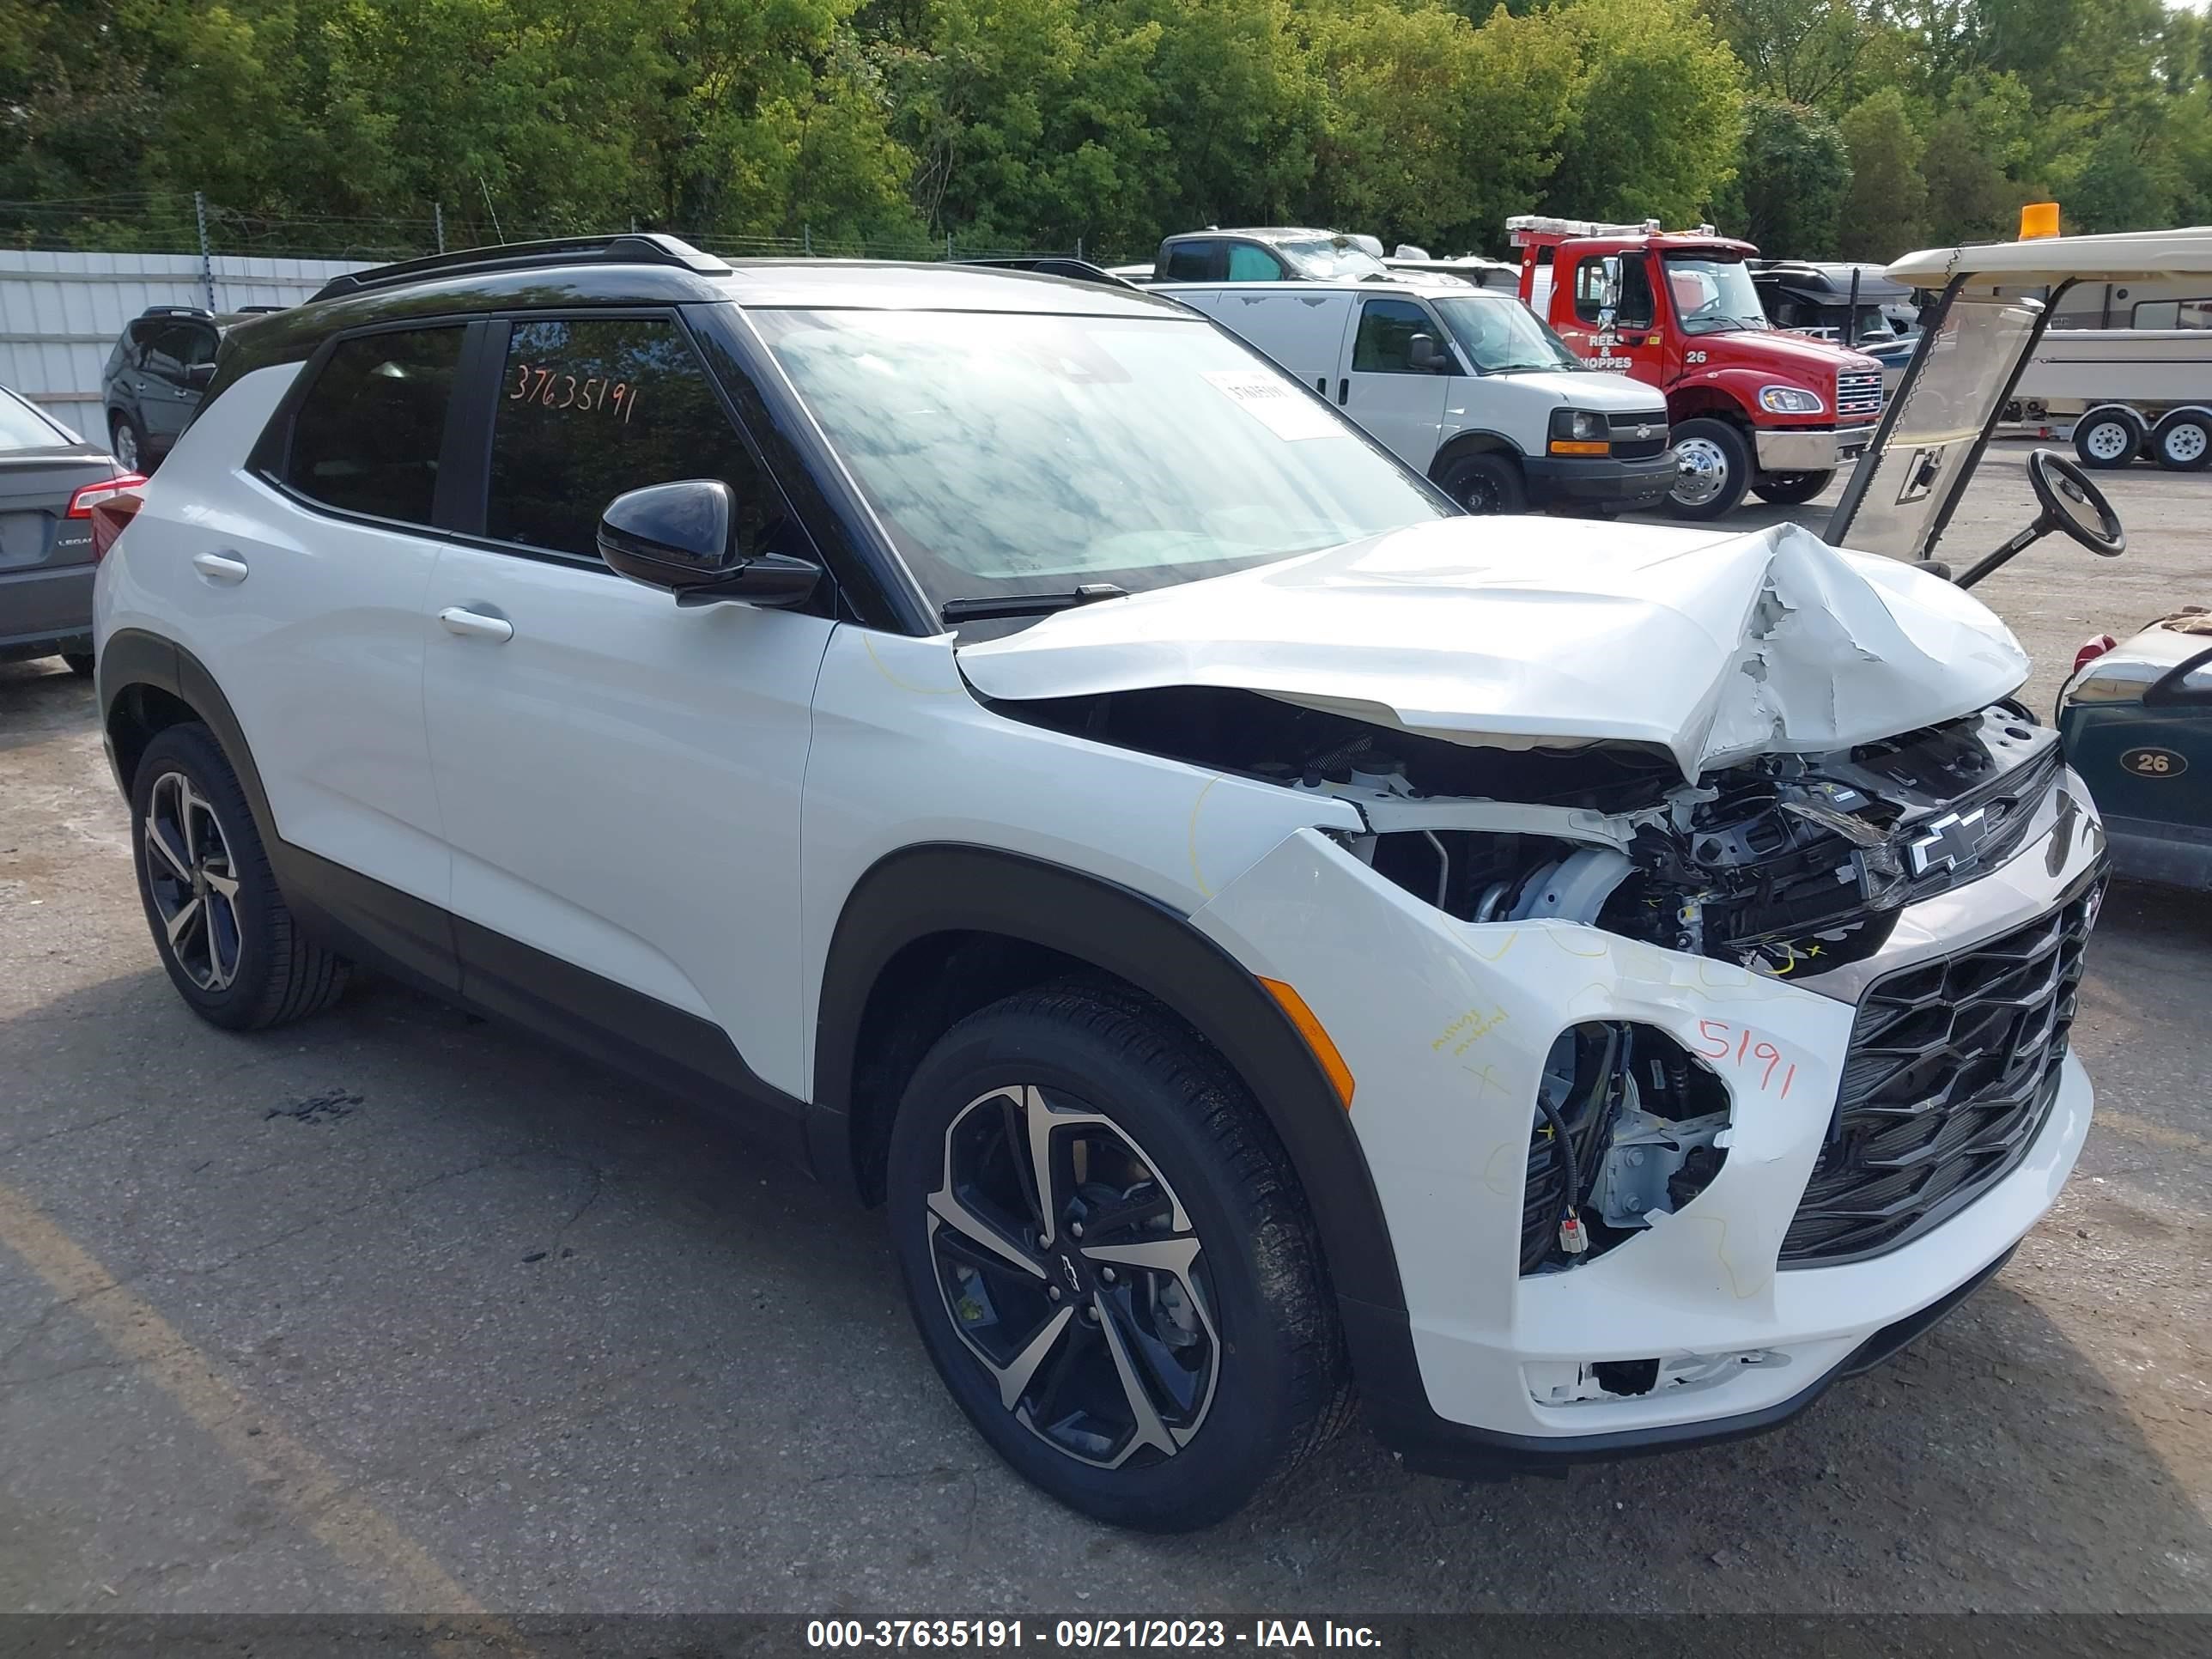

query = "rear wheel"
[[1434, 451, 1526, 515], [2148, 408, 2210, 472], [110, 415, 143, 474], [2072, 408, 2142, 470], [130, 722, 349, 1030], [1666, 418, 1753, 520], [887, 985, 1349, 1531], [1751, 469, 1834, 507]]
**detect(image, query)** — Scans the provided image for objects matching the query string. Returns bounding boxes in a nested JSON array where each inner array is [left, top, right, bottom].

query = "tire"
[[110, 414, 143, 475], [2148, 408, 2211, 472], [886, 983, 1351, 1531], [60, 651, 94, 677], [1751, 469, 1834, 507], [1666, 417, 1753, 519], [2072, 407, 2142, 470], [129, 722, 349, 1030], [1434, 451, 1526, 515]]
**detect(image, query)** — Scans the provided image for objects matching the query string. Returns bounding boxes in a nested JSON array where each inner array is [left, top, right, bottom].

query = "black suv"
[[100, 305, 283, 472]]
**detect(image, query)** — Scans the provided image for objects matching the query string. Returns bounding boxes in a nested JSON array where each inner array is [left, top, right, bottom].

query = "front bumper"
[[1523, 452, 1677, 510], [1755, 423, 1875, 471], [1190, 771, 2103, 1468]]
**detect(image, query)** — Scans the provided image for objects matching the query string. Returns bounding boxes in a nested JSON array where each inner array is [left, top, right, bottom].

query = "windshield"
[[0, 389, 68, 453], [1278, 239, 1389, 280], [753, 307, 1451, 611], [1431, 295, 1582, 373], [1664, 256, 1769, 335]]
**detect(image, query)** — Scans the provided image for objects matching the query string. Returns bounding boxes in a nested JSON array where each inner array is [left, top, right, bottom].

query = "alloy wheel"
[[143, 770, 244, 991], [112, 421, 140, 472], [1672, 436, 1729, 507], [927, 1084, 1219, 1469]]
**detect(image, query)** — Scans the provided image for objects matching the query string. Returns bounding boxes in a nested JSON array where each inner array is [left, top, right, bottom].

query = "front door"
[[1554, 253, 1670, 392], [421, 311, 833, 1104], [1337, 297, 1450, 468]]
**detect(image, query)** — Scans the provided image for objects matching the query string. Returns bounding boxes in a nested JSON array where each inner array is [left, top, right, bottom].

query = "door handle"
[[191, 550, 249, 584], [1337, 378, 1349, 406], [439, 606, 514, 643]]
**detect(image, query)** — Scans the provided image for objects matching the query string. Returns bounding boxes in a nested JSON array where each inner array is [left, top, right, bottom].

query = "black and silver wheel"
[[888, 986, 1348, 1530], [2148, 408, 2211, 472], [2072, 406, 2142, 470], [110, 415, 143, 474], [1434, 450, 1526, 515], [1751, 468, 1833, 507], [1666, 417, 1752, 519], [130, 722, 349, 1030]]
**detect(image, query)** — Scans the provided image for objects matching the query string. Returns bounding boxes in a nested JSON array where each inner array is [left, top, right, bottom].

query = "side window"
[[1572, 257, 1613, 325], [285, 325, 465, 526], [1352, 298, 1439, 373], [140, 323, 196, 381], [485, 315, 794, 562], [1225, 244, 1286, 282], [1163, 240, 1222, 282], [1615, 258, 1655, 328]]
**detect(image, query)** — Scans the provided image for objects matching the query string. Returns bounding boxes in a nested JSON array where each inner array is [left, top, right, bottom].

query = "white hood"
[[1482, 369, 1663, 412], [956, 517, 2030, 782]]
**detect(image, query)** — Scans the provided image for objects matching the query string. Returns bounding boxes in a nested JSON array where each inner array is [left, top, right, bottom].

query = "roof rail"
[[234, 304, 289, 314], [954, 256, 1146, 291], [311, 234, 733, 302]]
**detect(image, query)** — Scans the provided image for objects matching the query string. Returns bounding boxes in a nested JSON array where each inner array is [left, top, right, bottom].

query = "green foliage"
[[1718, 96, 1850, 256], [0, 0, 2205, 261]]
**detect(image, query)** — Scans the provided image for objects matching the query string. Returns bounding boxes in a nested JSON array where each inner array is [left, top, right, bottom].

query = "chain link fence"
[[0, 191, 1084, 269]]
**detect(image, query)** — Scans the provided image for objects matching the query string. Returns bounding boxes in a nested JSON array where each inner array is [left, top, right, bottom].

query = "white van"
[[1164, 274, 1675, 514]]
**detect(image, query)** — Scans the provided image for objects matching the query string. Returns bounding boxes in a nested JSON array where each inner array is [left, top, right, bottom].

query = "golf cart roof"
[[1887, 225, 2212, 289]]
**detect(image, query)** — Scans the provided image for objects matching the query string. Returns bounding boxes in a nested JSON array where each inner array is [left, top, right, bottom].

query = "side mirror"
[[185, 362, 216, 388], [1407, 332, 1450, 372], [597, 479, 820, 610]]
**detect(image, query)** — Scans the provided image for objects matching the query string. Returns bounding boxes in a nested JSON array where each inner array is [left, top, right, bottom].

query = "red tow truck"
[[1508, 216, 1886, 519]]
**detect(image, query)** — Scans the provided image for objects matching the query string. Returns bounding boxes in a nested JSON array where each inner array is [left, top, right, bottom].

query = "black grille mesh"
[[1779, 881, 2099, 1267]]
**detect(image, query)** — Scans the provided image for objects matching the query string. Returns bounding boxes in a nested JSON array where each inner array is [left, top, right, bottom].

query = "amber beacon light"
[[2019, 202, 2061, 240]]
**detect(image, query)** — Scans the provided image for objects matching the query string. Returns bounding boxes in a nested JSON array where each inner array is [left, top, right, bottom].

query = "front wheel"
[[2148, 408, 2211, 472], [130, 722, 349, 1030], [1434, 451, 1526, 515], [1752, 469, 1834, 507], [1666, 418, 1753, 519], [886, 985, 1350, 1531]]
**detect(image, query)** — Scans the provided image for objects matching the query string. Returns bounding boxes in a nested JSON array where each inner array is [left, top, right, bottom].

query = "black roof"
[[1748, 260, 1912, 301], [204, 234, 1194, 408]]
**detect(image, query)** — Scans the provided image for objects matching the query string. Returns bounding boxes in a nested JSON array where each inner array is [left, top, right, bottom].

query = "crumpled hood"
[[955, 517, 2030, 781]]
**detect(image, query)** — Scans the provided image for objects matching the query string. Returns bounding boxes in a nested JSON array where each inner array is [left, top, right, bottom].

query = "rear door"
[[1194, 289, 1352, 394], [1337, 296, 1450, 468], [420, 308, 833, 1103], [144, 320, 465, 933], [139, 320, 218, 456]]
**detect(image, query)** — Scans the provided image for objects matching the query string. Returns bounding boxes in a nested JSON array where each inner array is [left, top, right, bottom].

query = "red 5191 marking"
[[1692, 1019, 1797, 1097]]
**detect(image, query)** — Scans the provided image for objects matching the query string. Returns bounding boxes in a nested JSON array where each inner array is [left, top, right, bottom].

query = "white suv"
[[91, 235, 2105, 1530]]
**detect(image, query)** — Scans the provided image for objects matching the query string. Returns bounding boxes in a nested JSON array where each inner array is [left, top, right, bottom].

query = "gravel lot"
[[1, 441, 2206, 1618]]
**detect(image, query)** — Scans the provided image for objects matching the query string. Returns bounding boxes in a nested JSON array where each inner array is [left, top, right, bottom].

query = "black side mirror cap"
[[598, 479, 821, 610]]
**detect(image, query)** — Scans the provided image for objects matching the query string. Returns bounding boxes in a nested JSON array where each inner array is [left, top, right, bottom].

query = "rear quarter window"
[[283, 326, 465, 526]]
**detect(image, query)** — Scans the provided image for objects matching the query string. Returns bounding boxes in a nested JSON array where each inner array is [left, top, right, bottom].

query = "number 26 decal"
[[1686, 349, 1708, 365]]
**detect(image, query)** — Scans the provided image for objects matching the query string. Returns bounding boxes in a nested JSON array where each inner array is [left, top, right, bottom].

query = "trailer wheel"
[[2072, 405, 2144, 470], [2148, 408, 2211, 472]]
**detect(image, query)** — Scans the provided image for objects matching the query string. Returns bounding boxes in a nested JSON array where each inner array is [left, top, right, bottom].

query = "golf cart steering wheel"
[[2027, 448, 2126, 556], [1949, 448, 2126, 588]]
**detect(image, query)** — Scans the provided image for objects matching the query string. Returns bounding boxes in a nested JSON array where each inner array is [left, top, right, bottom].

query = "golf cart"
[[1828, 222, 2212, 890]]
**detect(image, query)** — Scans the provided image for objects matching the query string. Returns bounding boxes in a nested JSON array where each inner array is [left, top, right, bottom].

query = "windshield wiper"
[[939, 583, 1129, 624]]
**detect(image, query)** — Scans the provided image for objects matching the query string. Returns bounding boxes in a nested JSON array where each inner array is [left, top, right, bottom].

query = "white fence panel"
[[0, 249, 370, 445]]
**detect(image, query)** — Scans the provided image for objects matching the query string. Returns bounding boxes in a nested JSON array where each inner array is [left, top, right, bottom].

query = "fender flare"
[[98, 629, 282, 850], [809, 842, 1411, 1324], [1428, 428, 1528, 476]]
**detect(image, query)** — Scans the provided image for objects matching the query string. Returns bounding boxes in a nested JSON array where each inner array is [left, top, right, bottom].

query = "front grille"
[[1779, 880, 2100, 1267], [1608, 412, 1668, 459], [1837, 369, 1884, 421]]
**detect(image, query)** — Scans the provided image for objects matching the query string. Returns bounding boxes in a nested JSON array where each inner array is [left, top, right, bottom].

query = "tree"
[[1544, 0, 1748, 226], [1836, 87, 1926, 261], [1702, 0, 1881, 107], [1720, 97, 1850, 254]]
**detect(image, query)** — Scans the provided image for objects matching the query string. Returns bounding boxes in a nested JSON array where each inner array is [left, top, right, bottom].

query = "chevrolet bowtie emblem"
[[1636, 423, 1652, 440], [1906, 806, 1988, 878]]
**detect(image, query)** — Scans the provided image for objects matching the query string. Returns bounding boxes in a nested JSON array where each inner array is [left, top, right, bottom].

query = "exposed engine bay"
[[994, 683, 2061, 980]]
